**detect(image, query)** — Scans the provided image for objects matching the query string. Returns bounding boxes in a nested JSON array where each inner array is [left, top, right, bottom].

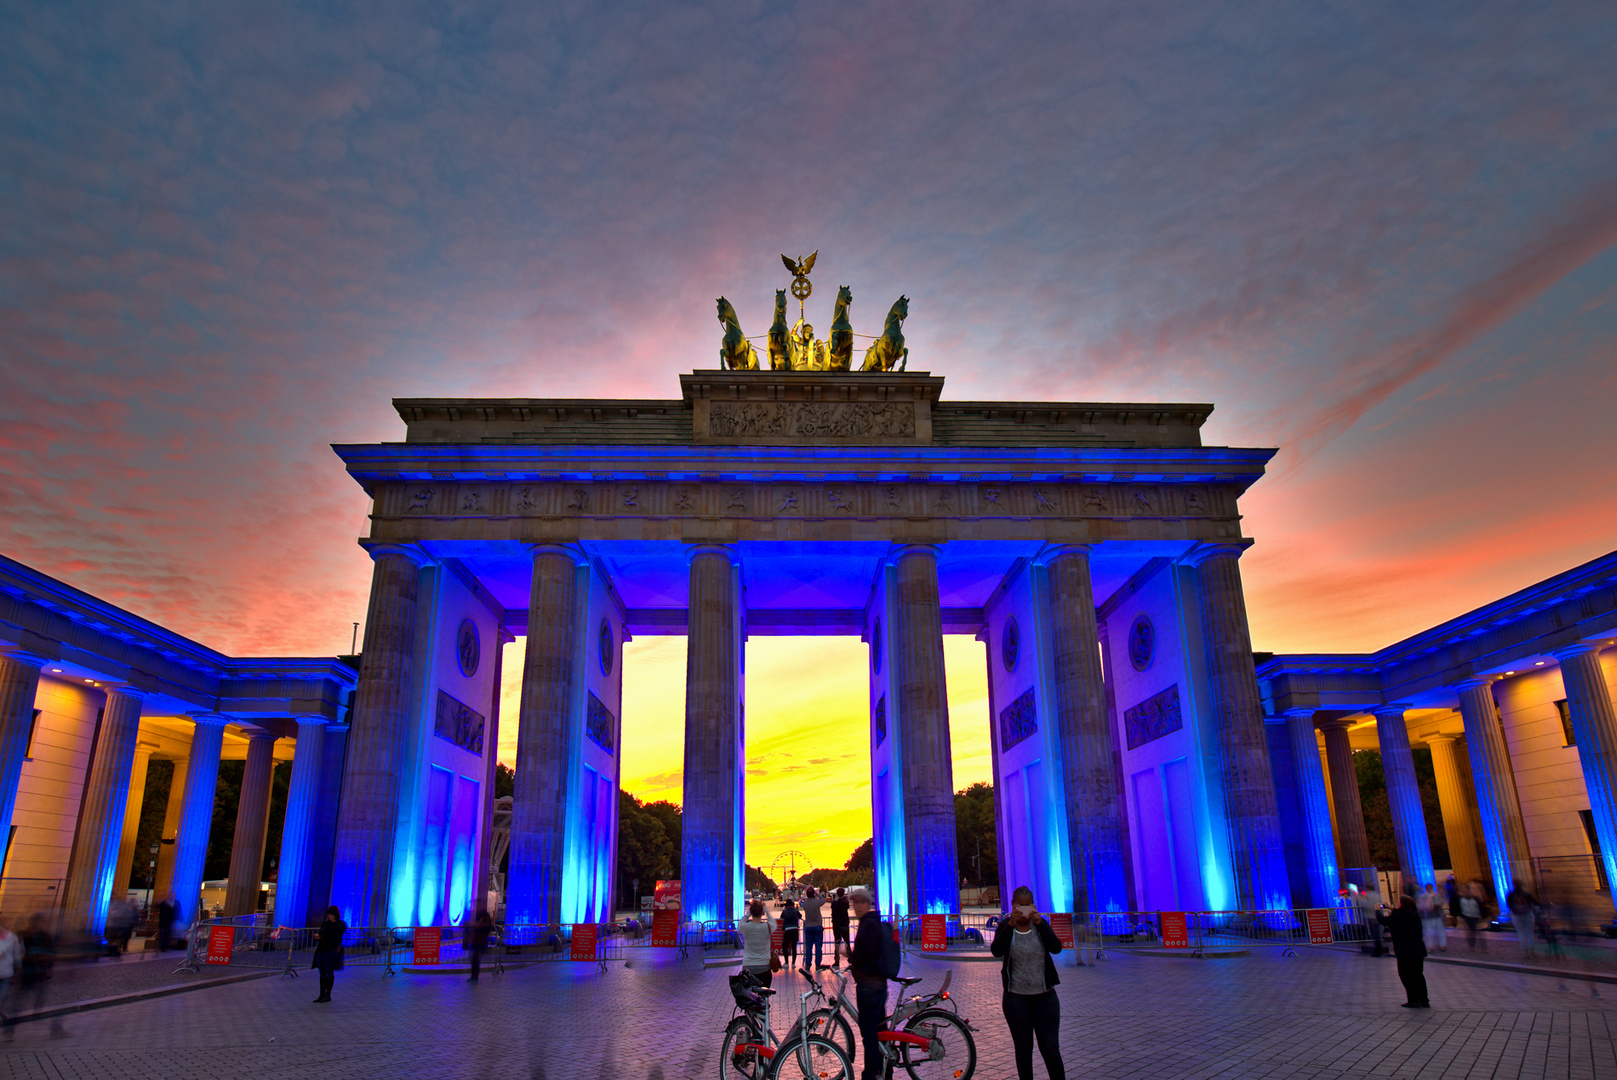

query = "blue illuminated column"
[[1373, 707, 1435, 892], [170, 712, 228, 926], [62, 687, 146, 935], [508, 544, 588, 927], [1283, 708, 1341, 907], [682, 544, 744, 924], [1043, 545, 1126, 914], [224, 733, 278, 916], [1188, 544, 1292, 912], [332, 543, 429, 929], [0, 651, 45, 861], [892, 545, 959, 917], [1551, 645, 1617, 900], [1456, 678, 1532, 903], [272, 714, 327, 928]]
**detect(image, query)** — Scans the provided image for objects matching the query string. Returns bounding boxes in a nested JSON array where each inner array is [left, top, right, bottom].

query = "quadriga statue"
[[826, 286, 854, 371], [767, 290, 793, 371], [716, 297, 759, 370], [860, 295, 908, 371]]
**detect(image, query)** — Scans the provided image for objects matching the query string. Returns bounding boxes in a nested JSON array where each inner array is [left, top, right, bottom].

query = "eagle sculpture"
[[781, 251, 818, 278]]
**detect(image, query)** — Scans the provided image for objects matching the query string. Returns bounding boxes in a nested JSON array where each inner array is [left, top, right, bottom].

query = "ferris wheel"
[[767, 850, 814, 891]]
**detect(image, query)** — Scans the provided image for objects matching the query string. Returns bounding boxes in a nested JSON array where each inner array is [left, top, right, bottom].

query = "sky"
[[4, 2, 1617, 869]]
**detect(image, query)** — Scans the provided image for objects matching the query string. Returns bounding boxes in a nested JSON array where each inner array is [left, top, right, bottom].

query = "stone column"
[[1319, 718, 1371, 870], [113, 745, 154, 902], [1043, 545, 1126, 914], [224, 732, 277, 916], [1552, 645, 1617, 895], [509, 545, 588, 927], [1456, 678, 1532, 902], [1426, 734, 1483, 886], [1373, 707, 1435, 890], [272, 715, 326, 927], [1284, 709, 1340, 906], [170, 713, 228, 926], [476, 628, 509, 907], [332, 543, 429, 929], [1190, 544, 1291, 911], [153, 751, 190, 898], [682, 544, 744, 924], [63, 687, 146, 935], [0, 652, 44, 856], [892, 545, 959, 917]]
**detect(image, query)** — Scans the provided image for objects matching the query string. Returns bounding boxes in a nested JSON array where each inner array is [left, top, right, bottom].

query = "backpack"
[[878, 920, 903, 980]]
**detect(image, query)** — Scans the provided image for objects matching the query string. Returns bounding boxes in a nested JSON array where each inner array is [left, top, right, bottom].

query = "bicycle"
[[803, 969, 976, 1080], [721, 973, 855, 1080]]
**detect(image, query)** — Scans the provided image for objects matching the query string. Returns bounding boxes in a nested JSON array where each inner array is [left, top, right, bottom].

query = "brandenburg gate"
[[331, 364, 1293, 928]]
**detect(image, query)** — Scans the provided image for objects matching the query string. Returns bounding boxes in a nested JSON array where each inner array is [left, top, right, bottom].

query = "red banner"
[[1047, 912, 1075, 949], [651, 909, 680, 947], [770, 923, 784, 952], [204, 925, 234, 965], [571, 923, 598, 961], [413, 926, 441, 965], [920, 913, 947, 952], [1160, 911, 1189, 948], [1306, 908, 1334, 945], [653, 880, 681, 909]]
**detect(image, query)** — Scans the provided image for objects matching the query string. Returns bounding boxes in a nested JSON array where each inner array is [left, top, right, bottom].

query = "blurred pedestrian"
[[1443, 875, 1459, 923], [830, 888, 851, 969], [155, 894, 178, 952], [16, 914, 63, 1037], [0, 915, 24, 1035], [1418, 884, 1446, 952], [801, 887, 826, 972], [465, 903, 494, 983], [1506, 879, 1536, 958], [106, 898, 136, 955], [312, 905, 346, 1003], [738, 900, 777, 989], [991, 886, 1067, 1080], [847, 887, 888, 1080], [1376, 894, 1430, 1009], [779, 897, 801, 969], [1459, 881, 1485, 951]]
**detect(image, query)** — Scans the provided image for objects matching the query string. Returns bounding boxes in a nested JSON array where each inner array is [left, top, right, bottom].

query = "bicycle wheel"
[[898, 1008, 976, 1080], [805, 1006, 855, 1063], [768, 1034, 853, 1080], [721, 1014, 769, 1080]]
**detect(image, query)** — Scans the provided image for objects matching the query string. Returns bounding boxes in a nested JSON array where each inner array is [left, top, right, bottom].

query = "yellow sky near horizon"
[[497, 635, 993, 872]]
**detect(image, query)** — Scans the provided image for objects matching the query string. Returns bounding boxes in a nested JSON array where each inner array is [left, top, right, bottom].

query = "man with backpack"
[[848, 887, 897, 1080]]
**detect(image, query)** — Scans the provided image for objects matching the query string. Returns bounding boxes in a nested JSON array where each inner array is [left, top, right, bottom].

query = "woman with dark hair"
[[312, 906, 346, 1003], [738, 899, 777, 989], [779, 897, 801, 970], [990, 886, 1066, 1080]]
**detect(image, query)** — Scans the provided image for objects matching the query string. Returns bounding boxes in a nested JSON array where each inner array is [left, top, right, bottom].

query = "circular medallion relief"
[[456, 619, 480, 677], [598, 618, 615, 676], [871, 617, 883, 675], [1128, 614, 1155, 672], [1001, 617, 1020, 673]]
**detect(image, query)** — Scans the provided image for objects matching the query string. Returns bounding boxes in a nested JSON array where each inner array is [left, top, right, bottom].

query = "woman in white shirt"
[[738, 900, 777, 989]]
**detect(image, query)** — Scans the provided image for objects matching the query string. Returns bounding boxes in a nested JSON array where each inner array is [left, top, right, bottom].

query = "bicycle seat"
[[754, 987, 778, 997], [894, 975, 923, 987]]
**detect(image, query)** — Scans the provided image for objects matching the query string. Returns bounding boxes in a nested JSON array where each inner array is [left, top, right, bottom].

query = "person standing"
[[800, 887, 826, 972], [155, 894, 178, 952], [1506, 880, 1537, 958], [1418, 884, 1446, 952], [738, 900, 777, 989], [16, 914, 63, 1037], [779, 897, 801, 970], [1459, 880, 1485, 951], [1443, 875, 1459, 924], [990, 886, 1067, 1080], [848, 888, 888, 1080], [0, 916, 24, 1037], [1376, 893, 1430, 1008], [830, 888, 851, 968], [465, 904, 494, 983], [312, 906, 346, 1003]]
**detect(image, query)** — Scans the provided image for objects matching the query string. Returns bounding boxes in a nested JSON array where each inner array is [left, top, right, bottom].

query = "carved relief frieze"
[[707, 401, 916, 439]]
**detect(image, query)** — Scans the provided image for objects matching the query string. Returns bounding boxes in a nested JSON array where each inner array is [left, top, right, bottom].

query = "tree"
[[745, 865, 779, 894], [495, 762, 514, 800], [615, 791, 680, 907], [954, 783, 997, 888], [1354, 747, 1451, 881], [844, 838, 874, 873]]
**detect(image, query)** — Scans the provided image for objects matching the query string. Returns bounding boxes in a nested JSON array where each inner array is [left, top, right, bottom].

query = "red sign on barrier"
[[920, 913, 948, 952], [571, 923, 597, 961], [205, 925, 234, 965], [1306, 908, 1334, 945], [1160, 911, 1189, 948], [651, 909, 680, 947], [1047, 912, 1075, 949], [413, 926, 441, 965], [770, 923, 784, 953]]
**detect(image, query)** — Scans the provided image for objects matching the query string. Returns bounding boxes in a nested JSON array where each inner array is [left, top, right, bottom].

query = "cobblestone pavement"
[[3, 945, 1616, 1080]]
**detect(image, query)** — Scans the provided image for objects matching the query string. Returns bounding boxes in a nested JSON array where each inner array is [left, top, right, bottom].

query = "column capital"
[[1454, 676, 1499, 692], [242, 729, 278, 744], [1316, 716, 1357, 733], [360, 541, 434, 568], [890, 543, 942, 563], [1370, 705, 1409, 720], [106, 686, 152, 703], [1281, 706, 1316, 722], [189, 711, 231, 729], [1551, 641, 1606, 663], [684, 542, 738, 565], [0, 647, 50, 668], [1037, 543, 1094, 565], [1182, 540, 1253, 567], [1424, 733, 1458, 747], [528, 542, 589, 565], [292, 713, 329, 728]]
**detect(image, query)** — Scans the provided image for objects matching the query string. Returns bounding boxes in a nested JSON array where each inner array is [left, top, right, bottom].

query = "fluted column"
[[1426, 734, 1482, 886], [1044, 545, 1125, 913], [332, 543, 429, 929], [113, 745, 155, 901], [1319, 718, 1371, 870], [1190, 544, 1291, 910], [509, 544, 589, 926], [1552, 645, 1617, 895], [0, 652, 45, 865], [1457, 678, 1532, 902], [170, 712, 228, 926], [153, 751, 190, 897], [63, 687, 146, 935], [893, 545, 959, 917], [682, 544, 743, 924], [273, 715, 326, 927], [1373, 707, 1435, 890], [224, 733, 277, 916], [1284, 709, 1340, 906]]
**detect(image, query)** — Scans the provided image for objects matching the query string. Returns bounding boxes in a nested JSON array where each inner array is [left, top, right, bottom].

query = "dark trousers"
[[469, 946, 485, 980], [1003, 990, 1065, 1080], [318, 974, 334, 999], [1396, 954, 1428, 1006], [782, 928, 799, 964], [804, 926, 824, 968], [856, 980, 888, 1080]]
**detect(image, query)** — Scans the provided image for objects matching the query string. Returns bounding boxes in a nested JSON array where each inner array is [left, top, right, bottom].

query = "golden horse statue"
[[860, 295, 909, 371], [767, 290, 793, 371], [716, 297, 758, 370], [826, 286, 854, 371], [790, 319, 824, 370]]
